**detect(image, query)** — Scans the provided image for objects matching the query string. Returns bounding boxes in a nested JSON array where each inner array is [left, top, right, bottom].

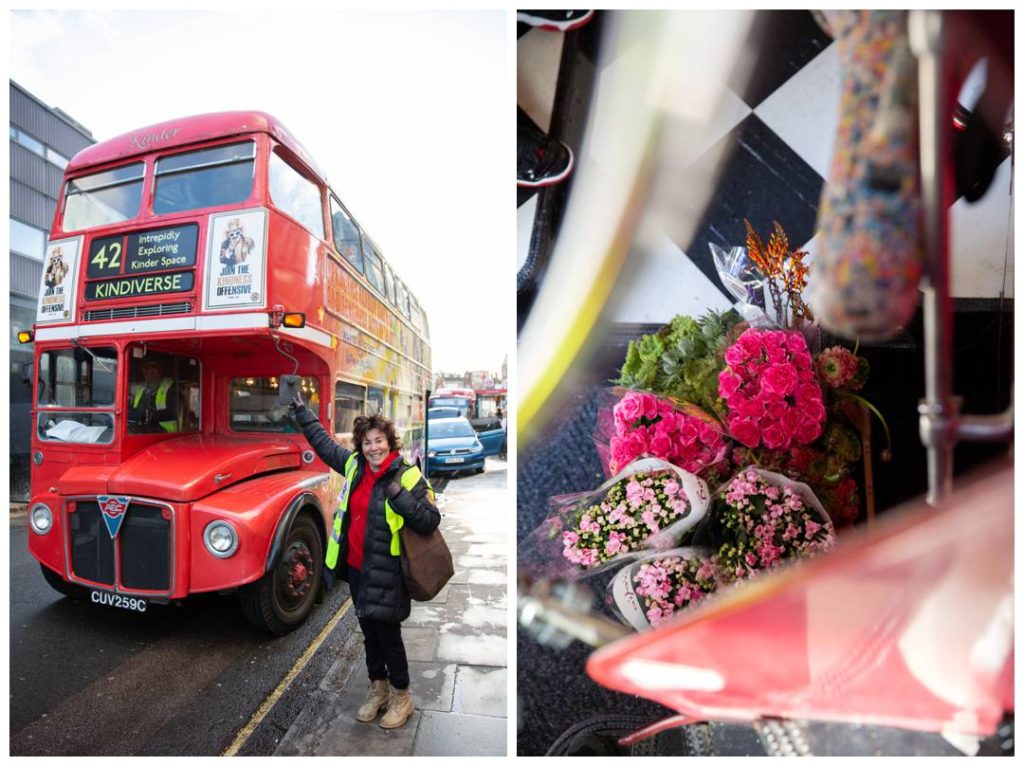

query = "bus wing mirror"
[[279, 375, 301, 406]]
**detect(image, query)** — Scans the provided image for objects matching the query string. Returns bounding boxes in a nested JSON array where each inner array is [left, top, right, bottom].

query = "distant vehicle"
[[427, 417, 485, 474], [429, 389, 475, 419], [428, 406, 461, 420]]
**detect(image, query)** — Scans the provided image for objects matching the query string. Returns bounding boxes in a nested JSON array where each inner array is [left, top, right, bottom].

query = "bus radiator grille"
[[85, 302, 192, 322], [69, 501, 116, 586], [119, 504, 172, 591], [68, 500, 172, 592]]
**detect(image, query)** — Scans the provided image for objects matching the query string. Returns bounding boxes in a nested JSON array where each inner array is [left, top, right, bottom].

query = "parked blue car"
[[470, 416, 506, 458], [427, 417, 487, 474]]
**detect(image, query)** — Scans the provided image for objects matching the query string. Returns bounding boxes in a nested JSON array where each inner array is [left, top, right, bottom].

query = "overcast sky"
[[10, 9, 510, 376]]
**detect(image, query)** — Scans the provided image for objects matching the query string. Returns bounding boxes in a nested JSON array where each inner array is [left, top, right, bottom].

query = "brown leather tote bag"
[[400, 525, 454, 601]]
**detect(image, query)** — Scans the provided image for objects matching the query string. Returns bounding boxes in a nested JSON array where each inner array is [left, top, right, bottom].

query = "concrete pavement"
[[274, 460, 509, 756]]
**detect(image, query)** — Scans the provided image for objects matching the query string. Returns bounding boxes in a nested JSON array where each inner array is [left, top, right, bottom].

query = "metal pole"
[[911, 11, 1014, 504], [910, 10, 956, 506], [424, 388, 431, 481]]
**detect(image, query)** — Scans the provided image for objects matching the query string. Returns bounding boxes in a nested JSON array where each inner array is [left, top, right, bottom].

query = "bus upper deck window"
[[330, 195, 363, 273], [154, 141, 255, 215], [62, 162, 145, 232], [363, 240, 385, 295], [397, 280, 411, 318], [384, 264, 397, 306], [269, 151, 325, 240]]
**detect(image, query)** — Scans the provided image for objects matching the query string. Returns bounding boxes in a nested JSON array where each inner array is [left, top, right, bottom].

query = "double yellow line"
[[223, 597, 353, 756]]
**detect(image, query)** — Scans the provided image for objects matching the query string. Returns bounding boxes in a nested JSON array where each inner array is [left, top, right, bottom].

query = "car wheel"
[[39, 562, 86, 599], [240, 513, 323, 635]]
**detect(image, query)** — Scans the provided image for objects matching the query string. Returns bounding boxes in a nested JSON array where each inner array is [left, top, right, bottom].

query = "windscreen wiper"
[[71, 338, 113, 373]]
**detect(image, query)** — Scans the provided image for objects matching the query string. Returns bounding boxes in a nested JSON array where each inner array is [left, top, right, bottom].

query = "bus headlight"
[[30, 503, 53, 535], [203, 520, 239, 558]]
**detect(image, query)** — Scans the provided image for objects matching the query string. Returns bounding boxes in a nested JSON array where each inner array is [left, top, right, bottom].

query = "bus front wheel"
[[240, 513, 323, 635]]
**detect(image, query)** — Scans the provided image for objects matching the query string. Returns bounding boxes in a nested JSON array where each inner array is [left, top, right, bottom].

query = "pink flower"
[[719, 369, 741, 398], [762, 425, 788, 450], [639, 392, 660, 420], [641, 509, 660, 532], [649, 432, 673, 459], [730, 418, 760, 448], [696, 559, 716, 581], [614, 393, 643, 428], [817, 346, 859, 388], [724, 344, 747, 367]]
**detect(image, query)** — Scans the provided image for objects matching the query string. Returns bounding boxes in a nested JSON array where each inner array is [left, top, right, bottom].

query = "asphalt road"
[[9, 510, 358, 756]]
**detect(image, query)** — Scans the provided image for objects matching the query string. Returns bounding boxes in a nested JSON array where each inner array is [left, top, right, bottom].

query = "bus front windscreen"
[[62, 163, 145, 231], [36, 346, 118, 444], [154, 141, 256, 215]]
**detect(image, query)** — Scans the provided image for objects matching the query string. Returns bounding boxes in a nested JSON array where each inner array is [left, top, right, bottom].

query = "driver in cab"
[[128, 358, 178, 433]]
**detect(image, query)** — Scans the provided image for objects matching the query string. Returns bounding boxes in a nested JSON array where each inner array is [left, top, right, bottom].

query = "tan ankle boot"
[[379, 687, 414, 729], [356, 679, 390, 722]]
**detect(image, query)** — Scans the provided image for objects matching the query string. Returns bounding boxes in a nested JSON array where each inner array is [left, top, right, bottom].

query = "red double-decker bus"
[[21, 111, 431, 633]]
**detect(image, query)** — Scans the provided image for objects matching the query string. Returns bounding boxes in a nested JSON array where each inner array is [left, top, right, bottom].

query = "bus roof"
[[66, 111, 323, 180]]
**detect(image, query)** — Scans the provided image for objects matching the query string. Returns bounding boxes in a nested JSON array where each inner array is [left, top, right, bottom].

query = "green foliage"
[[618, 309, 744, 417]]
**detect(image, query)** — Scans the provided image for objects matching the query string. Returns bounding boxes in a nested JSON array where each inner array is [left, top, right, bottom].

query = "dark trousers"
[[347, 566, 410, 690]]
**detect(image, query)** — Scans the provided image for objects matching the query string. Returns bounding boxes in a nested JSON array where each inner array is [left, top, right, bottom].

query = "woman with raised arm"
[[291, 393, 440, 730]]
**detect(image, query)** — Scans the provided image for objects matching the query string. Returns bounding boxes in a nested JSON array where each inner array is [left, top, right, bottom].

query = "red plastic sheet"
[[587, 463, 1013, 736]]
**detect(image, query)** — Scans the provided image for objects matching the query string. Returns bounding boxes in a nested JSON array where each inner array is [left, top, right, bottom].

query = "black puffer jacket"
[[294, 405, 440, 622]]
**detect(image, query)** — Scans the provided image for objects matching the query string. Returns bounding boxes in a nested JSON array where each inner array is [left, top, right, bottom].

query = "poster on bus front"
[[36, 237, 82, 323], [204, 208, 268, 310]]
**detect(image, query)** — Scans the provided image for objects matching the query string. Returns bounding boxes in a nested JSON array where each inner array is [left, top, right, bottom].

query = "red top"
[[66, 110, 323, 180], [346, 451, 400, 571]]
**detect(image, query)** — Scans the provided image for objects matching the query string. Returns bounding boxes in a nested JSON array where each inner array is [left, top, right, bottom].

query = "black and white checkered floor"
[[518, 9, 1013, 324]]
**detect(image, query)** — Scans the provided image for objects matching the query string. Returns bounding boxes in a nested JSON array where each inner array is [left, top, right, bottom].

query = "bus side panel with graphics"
[[24, 112, 430, 634]]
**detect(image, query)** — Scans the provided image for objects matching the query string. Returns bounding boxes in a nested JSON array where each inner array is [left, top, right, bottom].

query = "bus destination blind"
[[85, 270, 195, 301], [87, 223, 198, 279]]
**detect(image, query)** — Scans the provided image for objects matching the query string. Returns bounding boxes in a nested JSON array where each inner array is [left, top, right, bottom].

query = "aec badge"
[[97, 496, 130, 538]]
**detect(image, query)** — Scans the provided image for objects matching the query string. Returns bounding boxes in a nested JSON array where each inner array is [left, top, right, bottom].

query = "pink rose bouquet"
[[718, 329, 826, 450], [607, 391, 728, 475]]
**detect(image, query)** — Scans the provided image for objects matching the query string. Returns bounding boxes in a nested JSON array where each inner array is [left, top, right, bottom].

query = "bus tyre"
[[40, 563, 86, 599], [240, 513, 323, 635]]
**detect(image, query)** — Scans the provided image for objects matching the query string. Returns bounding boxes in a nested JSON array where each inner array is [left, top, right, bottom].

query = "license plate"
[[446, 457, 465, 464], [90, 589, 148, 613]]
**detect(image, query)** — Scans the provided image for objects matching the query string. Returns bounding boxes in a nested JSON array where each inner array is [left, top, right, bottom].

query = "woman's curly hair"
[[353, 414, 401, 454]]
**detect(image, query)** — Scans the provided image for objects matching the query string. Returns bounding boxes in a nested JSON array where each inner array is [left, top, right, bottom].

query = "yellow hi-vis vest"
[[324, 454, 432, 570], [133, 378, 177, 433]]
